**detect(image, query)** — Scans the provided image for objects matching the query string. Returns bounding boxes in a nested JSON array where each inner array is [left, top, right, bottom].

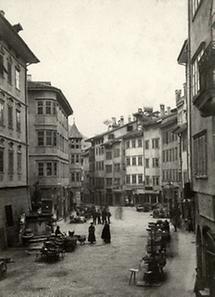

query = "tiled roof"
[[69, 123, 83, 139]]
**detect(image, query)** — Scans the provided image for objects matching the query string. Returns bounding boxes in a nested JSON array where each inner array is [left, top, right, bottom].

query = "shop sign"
[[198, 193, 215, 221]]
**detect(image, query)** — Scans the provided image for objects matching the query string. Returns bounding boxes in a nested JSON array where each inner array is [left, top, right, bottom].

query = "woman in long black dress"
[[101, 222, 111, 243], [88, 222, 96, 244]]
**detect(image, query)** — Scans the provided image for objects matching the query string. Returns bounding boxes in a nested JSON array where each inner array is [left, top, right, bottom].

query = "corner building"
[[0, 13, 39, 248], [28, 80, 73, 219]]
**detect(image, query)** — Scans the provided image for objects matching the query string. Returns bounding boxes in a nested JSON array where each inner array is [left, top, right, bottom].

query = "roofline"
[[28, 83, 73, 116], [86, 120, 136, 142], [177, 39, 188, 65], [0, 14, 39, 64]]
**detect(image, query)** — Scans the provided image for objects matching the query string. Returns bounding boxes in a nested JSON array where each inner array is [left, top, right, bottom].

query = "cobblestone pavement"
[[0, 207, 196, 297]]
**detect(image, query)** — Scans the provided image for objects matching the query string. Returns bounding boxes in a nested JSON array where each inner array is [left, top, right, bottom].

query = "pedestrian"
[[55, 225, 63, 236], [88, 222, 96, 244], [101, 208, 107, 224], [92, 211, 97, 225], [97, 209, 101, 224], [107, 210, 111, 224], [101, 222, 111, 243]]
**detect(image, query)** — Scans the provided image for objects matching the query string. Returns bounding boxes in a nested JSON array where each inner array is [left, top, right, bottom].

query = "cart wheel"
[[0, 262, 7, 277]]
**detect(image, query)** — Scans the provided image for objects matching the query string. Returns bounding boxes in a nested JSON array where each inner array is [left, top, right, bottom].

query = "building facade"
[[28, 80, 73, 220], [160, 110, 180, 213], [68, 122, 83, 208], [186, 1, 215, 295], [0, 12, 39, 248]]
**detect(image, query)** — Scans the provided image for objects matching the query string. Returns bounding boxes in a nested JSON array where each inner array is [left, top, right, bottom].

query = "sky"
[[1, 0, 188, 137]]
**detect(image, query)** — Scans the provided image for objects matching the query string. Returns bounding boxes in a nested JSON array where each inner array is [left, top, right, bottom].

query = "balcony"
[[194, 42, 215, 116]]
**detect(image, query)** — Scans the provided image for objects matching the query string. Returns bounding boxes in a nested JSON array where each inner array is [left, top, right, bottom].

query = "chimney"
[[13, 23, 23, 33], [120, 116, 124, 126], [160, 104, 165, 117], [0, 10, 5, 17], [167, 106, 171, 115], [175, 89, 182, 104], [27, 74, 32, 81]]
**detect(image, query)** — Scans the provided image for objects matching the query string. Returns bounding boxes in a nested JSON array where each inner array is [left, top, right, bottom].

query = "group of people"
[[92, 207, 111, 225], [88, 221, 111, 244]]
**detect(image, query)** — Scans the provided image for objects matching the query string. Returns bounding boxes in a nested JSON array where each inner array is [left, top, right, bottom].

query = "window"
[[76, 154, 80, 163], [126, 175, 130, 184], [53, 162, 57, 176], [45, 101, 52, 114], [8, 105, 13, 129], [0, 100, 4, 126], [106, 178, 112, 186], [16, 109, 21, 132], [192, 48, 204, 97], [132, 174, 136, 184], [162, 150, 165, 162], [126, 157, 130, 166], [145, 175, 150, 185], [46, 130, 52, 146], [145, 158, 149, 168], [153, 176, 159, 186], [38, 163, 44, 176], [38, 131, 44, 146], [5, 205, 14, 227], [106, 151, 112, 160], [46, 162, 52, 176], [126, 141, 130, 149], [17, 152, 22, 173], [193, 130, 207, 178], [138, 174, 143, 184], [15, 68, 20, 89], [114, 148, 120, 158], [8, 150, 14, 174], [152, 138, 159, 149], [37, 101, 43, 114], [7, 61, 12, 84], [192, 0, 202, 17], [175, 147, 178, 161], [138, 139, 142, 147], [152, 158, 159, 168], [145, 140, 149, 149], [138, 156, 142, 166], [71, 172, 75, 182], [53, 102, 56, 114], [106, 165, 112, 173], [114, 163, 120, 172], [0, 149, 4, 173], [132, 139, 136, 148], [53, 131, 57, 146], [132, 157, 136, 166], [114, 178, 120, 185]]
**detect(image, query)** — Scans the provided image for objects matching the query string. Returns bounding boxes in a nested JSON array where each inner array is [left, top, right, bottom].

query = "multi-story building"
[[183, 1, 215, 295], [87, 118, 137, 206], [0, 12, 39, 248], [28, 79, 73, 219], [160, 109, 180, 212], [68, 122, 83, 208], [123, 130, 144, 205], [133, 108, 162, 205], [82, 146, 90, 204]]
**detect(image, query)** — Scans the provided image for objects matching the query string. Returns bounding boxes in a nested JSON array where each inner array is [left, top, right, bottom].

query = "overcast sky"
[[1, 0, 187, 137]]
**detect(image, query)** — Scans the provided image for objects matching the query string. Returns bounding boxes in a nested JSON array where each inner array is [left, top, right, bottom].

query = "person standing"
[[92, 211, 97, 225], [101, 208, 107, 224], [88, 222, 96, 244], [107, 210, 111, 224], [97, 209, 101, 224], [101, 222, 111, 243]]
